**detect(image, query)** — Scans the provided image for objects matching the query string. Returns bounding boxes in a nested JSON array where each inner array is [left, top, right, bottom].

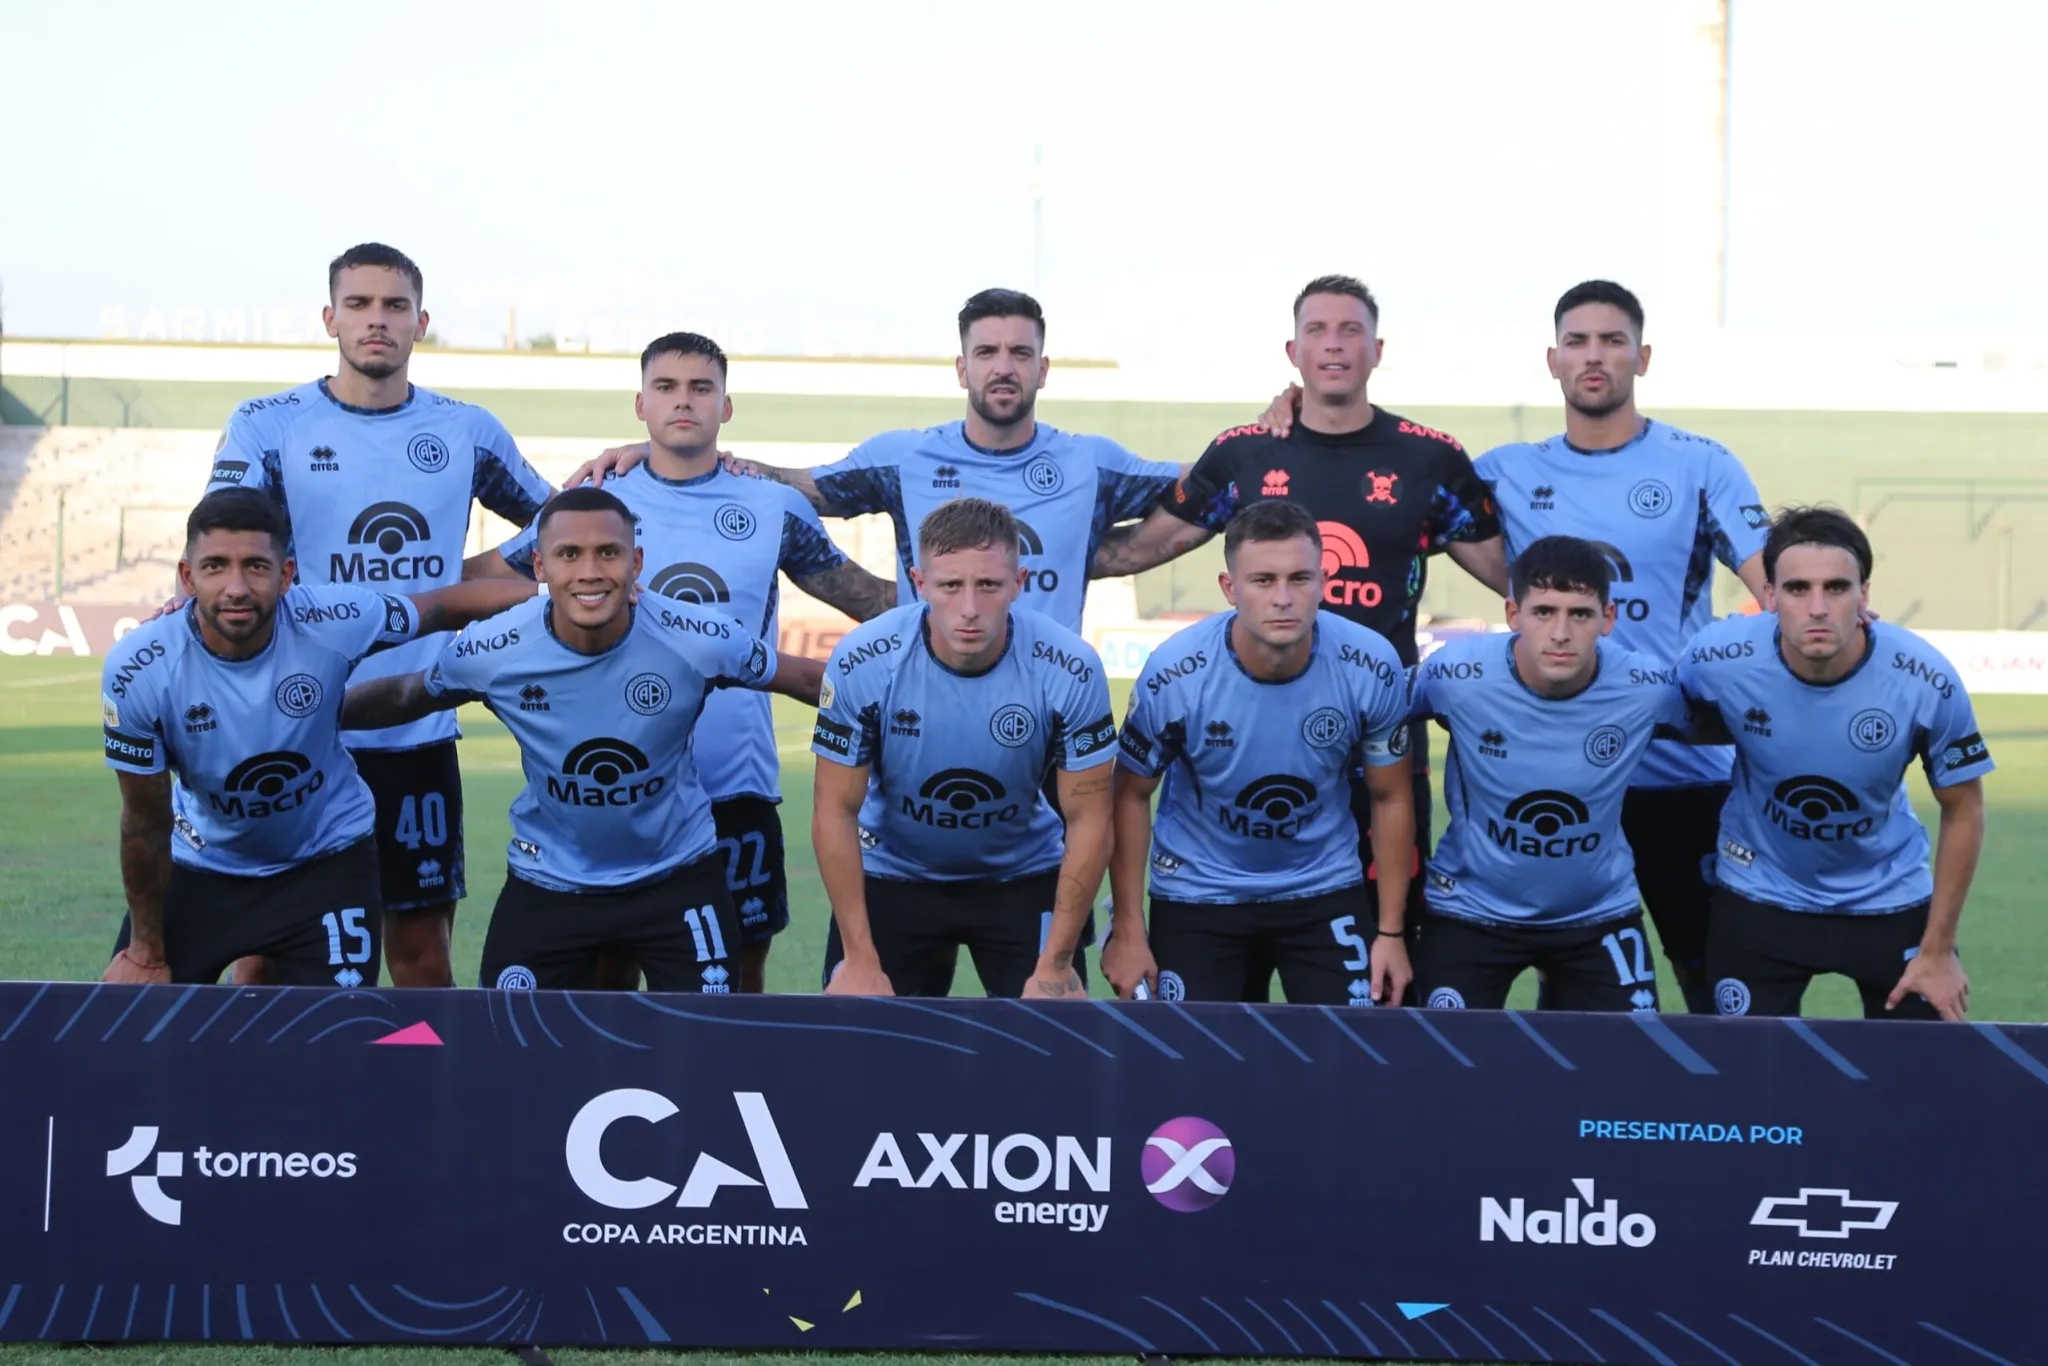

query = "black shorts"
[[350, 741, 466, 914], [856, 870, 1073, 999], [480, 853, 740, 993], [1706, 888, 1939, 1020], [1149, 887, 1374, 1006], [152, 838, 384, 987], [712, 797, 791, 944], [1413, 909, 1661, 1013], [1620, 783, 1728, 974]]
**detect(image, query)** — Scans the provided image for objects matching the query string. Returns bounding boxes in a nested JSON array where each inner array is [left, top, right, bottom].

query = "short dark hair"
[[957, 289, 1045, 345], [1293, 274, 1379, 324], [1511, 535, 1613, 605], [536, 486, 635, 543], [1223, 499, 1321, 565], [918, 497, 1020, 561], [640, 331, 728, 380], [1763, 506, 1873, 584], [1554, 280, 1644, 337], [328, 243, 424, 305], [186, 487, 288, 555]]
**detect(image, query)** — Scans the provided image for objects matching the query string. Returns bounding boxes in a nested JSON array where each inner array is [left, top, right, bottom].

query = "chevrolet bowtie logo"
[[1750, 1188, 1897, 1239]]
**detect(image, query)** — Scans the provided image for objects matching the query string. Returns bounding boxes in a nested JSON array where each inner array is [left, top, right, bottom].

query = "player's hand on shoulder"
[[1370, 933, 1412, 1006], [717, 450, 762, 479], [1259, 383, 1304, 438], [144, 595, 188, 623], [1022, 965, 1088, 1001], [1888, 949, 1967, 1021], [1100, 928, 1159, 1001], [824, 956, 895, 997], [564, 441, 652, 489], [103, 946, 170, 986]]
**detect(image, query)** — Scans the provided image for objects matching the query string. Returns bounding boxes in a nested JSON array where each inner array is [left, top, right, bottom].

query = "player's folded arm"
[[407, 580, 538, 637], [343, 671, 470, 731]]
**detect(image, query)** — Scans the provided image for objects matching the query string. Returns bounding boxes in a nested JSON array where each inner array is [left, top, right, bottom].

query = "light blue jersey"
[[498, 462, 847, 803], [1412, 633, 1690, 927], [424, 598, 774, 892], [1473, 421, 1768, 788], [810, 605, 1116, 881], [101, 585, 421, 877], [1679, 615, 1994, 913], [206, 379, 553, 751], [1117, 613, 1409, 904], [811, 422, 1178, 632]]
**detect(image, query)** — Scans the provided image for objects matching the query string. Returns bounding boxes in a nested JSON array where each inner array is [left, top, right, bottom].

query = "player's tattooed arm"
[[1027, 765, 1114, 1000], [342, 672, 464, 731], [1089, 507, 1216, 579], [1101, 766, 1163, 1000], [1446, 535, 1511, 597], [409, 580, 539, 636], [106, 771, 173, 983], [1891, 777, 1984, 1021], [793, 562, 897, 622]]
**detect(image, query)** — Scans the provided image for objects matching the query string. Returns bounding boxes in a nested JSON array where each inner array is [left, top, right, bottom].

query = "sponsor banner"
[[1919, 629, 2048, 696], [1, 984, 2042, 1360]]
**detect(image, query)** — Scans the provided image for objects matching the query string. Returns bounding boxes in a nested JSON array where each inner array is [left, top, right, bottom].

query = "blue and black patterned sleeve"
[[778, 497, 850, 580], [469, 411, 553, 525], [1423, 449, 1502, 551]]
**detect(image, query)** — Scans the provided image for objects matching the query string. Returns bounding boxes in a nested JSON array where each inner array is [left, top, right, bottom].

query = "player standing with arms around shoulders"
[[1408, 537, 1697, 1012], [1104, 501, 1414, 1005], [470, 332, 895, 992], [812, 499, 1117, 1000], [100, 490, 537, 987], [1679, 508, 1991, 1021], [344, 488, 824, 993], [199, 243, 556, 988], [1466, 281, 1772, 1014]]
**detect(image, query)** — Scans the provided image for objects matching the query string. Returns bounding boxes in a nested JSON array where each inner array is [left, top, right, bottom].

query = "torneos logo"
[[1142, 1117, 1234, 1213], [564, 1089, 807, 1210], [107, 1126, 183, 1225], [106, 1125, 359, 1226]]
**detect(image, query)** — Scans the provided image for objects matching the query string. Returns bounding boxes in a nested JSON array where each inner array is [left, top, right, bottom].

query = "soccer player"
[[812, 499, 1116, 1000], [1407, 537, 1694, 1012], [202, 243, 556, 988], [1465, 281, 1772, 1014], [1105, 501, 1413, 1005], [100, 489, 537, 988], [1679, 508, 1990, 1021], [343, 487, 825, 993], [470, 331, 895, 992], [1088, 275, 1507, 994]]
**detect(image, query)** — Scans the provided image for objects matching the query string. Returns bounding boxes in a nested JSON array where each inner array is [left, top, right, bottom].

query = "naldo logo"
[[106, 1125, 360, 1226], [1480, 1178, 1656, 1247]]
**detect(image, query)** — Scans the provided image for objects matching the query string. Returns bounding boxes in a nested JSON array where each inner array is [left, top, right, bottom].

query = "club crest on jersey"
[[1628, 479, 1674, 518], [1023, 456, 1064, 495], [624, 673, 673, 716], [1361, 471, 1400, 505], [714, 503, 756, 541], [407, 433, 450, 473], [1849, 708, 1895, 753], [989, 704, 1036, 748], [274, 674, 323, 719], [1583, 725, 1627, 767], [1301, 708, 1347, 749]]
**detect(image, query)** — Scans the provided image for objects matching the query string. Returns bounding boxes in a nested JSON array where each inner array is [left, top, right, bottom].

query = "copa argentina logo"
[[546, 738, 665, 807], [562, 1089, 808, 1247], [332, 502, 446, 583], [107, 1125, 359, 1226]]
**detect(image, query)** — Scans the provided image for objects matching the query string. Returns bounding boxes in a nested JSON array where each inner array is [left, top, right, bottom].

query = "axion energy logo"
[[1142, 1117, 1234, 1213]]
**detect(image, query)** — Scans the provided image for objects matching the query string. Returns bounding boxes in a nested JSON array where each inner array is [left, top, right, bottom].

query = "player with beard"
[[100, 489, 538, 987], [189, 243, 556, 989], [1089, 276, 1507, 996]]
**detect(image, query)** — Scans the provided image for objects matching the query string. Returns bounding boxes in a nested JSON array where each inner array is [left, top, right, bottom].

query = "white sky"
[[2, 0, 2044, 358]]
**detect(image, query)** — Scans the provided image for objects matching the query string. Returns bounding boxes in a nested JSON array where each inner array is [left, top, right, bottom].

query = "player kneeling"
[[344, 487, 822, 993], [1105, 501, 1414, 1005], [814, 498, 1116, 1000], [1410, 536, 1695, 1012], [1680, 507, 1991, 1020]]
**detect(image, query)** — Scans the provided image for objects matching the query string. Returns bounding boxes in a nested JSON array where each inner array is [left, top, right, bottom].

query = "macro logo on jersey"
[[1301, 707, 1347, 749], [650, 563, 732, 604], [210, 752, 324, 819], [274, 673, 323, 719], [713, 504, 756, 541], [1318, 522, 1379, 608], [1016, 520, 1059, 594], [1261, 469, 1290, 497], [989, 704, 1037, 748], [904, 769, 1021, 829], [1488, 790, 1600, 857], [1628, 479, 1674, 518], [334, 502, 445, 583], [1849, 708, 1895, 753], [1764, 776, 1874, 841], [1023, 455, 1064, 495], [1362, 470, 1400, 506], [1583, 725, 1627, 767], [406, 433, 449, 474], [547, 739, 665, 807], [1224, 775, 1318, 839], [1583, 541, 1649, 621]]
